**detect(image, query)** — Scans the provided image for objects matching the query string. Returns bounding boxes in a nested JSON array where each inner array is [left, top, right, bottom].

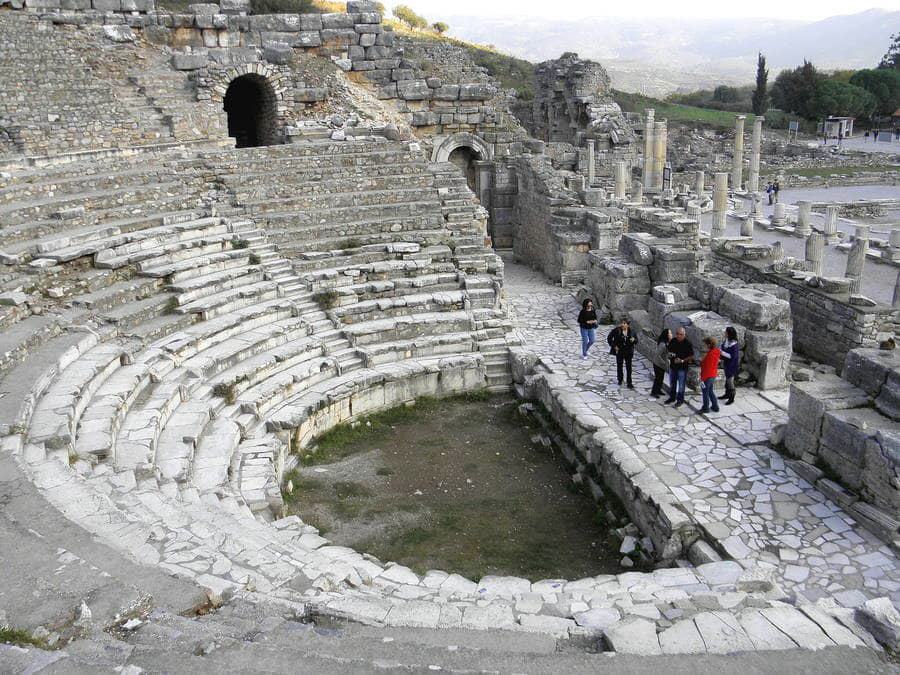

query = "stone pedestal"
[[747, 116, 764, 194], [740, 215, 754, 238], [805, 232, 824, 277], [772, 202, 786, 226], [694, 170, 705, 195], [795, 201, 812, 237], [731, 115, 746, 191], [642, 109, 655, 190], [711, 172, 728, 238], [614, 161, 628, 200], [846, 225, 869, 294], [823, 205, 839, 242]]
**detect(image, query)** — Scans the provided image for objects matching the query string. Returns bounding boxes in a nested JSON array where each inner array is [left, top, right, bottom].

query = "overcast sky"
[[395, 0, 900, 21]]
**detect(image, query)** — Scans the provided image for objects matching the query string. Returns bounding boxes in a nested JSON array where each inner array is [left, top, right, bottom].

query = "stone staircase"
[[0, 138, 524, 624]]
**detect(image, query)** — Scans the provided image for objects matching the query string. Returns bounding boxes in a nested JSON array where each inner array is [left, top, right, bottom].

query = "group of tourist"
[[577, 299, 741, 413], [765, 180, 780, 205]]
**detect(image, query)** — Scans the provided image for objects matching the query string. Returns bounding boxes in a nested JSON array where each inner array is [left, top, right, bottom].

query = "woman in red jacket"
[[698, 336, 721, 414]]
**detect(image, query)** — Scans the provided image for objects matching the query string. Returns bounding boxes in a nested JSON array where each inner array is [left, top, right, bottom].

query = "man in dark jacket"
[[664, 326, 694, 407], [607, 317, 638, 388]]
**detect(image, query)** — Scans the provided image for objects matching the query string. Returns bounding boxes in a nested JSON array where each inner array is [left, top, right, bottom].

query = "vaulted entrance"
[[224, 74, 278, 148]]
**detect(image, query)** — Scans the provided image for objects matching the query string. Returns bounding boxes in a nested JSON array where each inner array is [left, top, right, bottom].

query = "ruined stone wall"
[[711, 251, 898, 370], [784, 348, 900, 543], [528, 53, 635, 178]]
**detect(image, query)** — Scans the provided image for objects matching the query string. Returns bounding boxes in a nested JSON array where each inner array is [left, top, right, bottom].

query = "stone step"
[[342, 310, 474, 347], [359, 332, 478, 367], [331, 290, 466, 325]]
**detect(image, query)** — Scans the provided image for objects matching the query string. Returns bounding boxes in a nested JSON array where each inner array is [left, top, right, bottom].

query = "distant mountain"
[[441, 9, 899, 96]]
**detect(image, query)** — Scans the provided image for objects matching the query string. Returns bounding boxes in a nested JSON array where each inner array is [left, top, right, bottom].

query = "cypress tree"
[[752, 53, 769, 115]]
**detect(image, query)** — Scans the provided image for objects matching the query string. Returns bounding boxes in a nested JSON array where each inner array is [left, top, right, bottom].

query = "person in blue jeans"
[[577, 298, 598, 359], [664, 326, 694, 407]]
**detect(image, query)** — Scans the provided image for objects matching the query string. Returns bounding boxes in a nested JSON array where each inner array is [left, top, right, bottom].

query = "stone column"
[[795, 201, 812, 237], [694, 170, 705, 195], [586, 141, 596, 185], [771, 240, 784, 262], [653, 120, 667, 191], [740, 215, 754, 238], [731, 115, 746, 191], [643, 109, 655, 190], [893, 271, 900, 309], [632, 182, 643, 203], [747, 116, 764, 194], [888, 227, 900, 263], [752, 192, 764, 219], [823, 205, 839, 242], [805, 232, 824, 277], [845, 225, 869, 294], [771, 202, 786, 226], [711, 172, 728, 237], [614, 161, 628, 199]]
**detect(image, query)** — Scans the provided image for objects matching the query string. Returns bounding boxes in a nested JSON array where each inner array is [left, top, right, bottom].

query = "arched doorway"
[[223, 74, 278, 148], [448, 145, 481, 192]]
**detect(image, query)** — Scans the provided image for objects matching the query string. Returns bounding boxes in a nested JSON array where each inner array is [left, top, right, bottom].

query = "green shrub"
[[212, 382, 237, 405], [312, 290, 340, 309]]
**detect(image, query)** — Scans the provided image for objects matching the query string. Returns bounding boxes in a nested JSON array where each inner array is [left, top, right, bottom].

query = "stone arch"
[[207, 64, 292, 147], [431, 132, 493, 164]]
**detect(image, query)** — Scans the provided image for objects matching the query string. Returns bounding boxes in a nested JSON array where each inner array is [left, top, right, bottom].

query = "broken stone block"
[[788, 375, 870, 437], [843, 347, 900, 398], [855, 597, 900, 652], [719, 287, 790, 331], [688, 272, 735, 311], [743, 328, 791, 389], [0, 291, 27, 306], [876, 371, 900, 422], [619, 234, 654, 266], [172, 52, 208, 70], [820, 408, 900, 490], [860, 429, 900, 514]]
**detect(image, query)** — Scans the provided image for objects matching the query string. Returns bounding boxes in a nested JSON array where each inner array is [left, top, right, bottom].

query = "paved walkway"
[[502, 253, 900, 609]]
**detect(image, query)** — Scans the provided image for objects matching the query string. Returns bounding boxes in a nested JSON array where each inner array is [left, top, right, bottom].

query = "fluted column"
[[614, 161, 628, 199], [823, 205, 839, 242], [653, 120, 667, 191], [643, 109, 655, 189], [795, 201, 812, 237], [747, 116, 764, 194], [712, 172, 728, 238], [845, 225, 869, 294], [805, 232, 824, 277], [732, 115, 746, 191]]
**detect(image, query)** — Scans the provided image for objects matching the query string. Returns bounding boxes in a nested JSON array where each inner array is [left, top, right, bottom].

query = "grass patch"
[[782, 164, 900, 178], [231, 238, 250, 250], [375, 466, 394, 476], [0, 626, 46, 649], [614, 89, 755, 129], [211, 382, 237, 405], [248, 253, 262, 265], [164, 296, 179, 314], [298, 390, 493, 465]]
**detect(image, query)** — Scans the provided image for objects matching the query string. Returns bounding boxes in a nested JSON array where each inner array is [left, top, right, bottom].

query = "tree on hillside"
[[850, 68, 900, 116], [752, 53, 769, 115], [811, 80, 878, 119], [393, 4, 428, 29], [712, 85, 740, 103], [878, 32, 900, 70], [771, 60, 820, 119], [432, 21, 449, 35]]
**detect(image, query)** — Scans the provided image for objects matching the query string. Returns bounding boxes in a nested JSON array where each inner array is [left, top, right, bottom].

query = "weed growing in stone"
[[0, 626, 46, 649], [211, 382, 237, 405], [312, 290, 340, 309]]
